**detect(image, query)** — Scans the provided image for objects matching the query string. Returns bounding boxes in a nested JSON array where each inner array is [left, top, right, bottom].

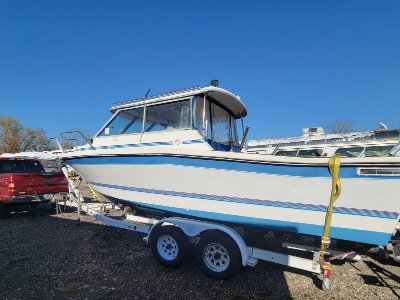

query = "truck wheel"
[[151, 225, 189, 268], [197, 231, 241, 279], [0, 203, 11, 219]]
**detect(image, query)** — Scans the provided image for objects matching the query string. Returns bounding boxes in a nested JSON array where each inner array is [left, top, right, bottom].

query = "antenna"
[[143, 89, 151, 100]]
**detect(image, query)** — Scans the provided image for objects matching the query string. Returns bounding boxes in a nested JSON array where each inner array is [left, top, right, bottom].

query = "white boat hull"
[[66, 154, 400, 246]]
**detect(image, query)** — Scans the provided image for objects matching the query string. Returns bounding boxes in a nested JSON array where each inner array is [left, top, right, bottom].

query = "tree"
[[0, 117, 52, 153], [328, 119, 356, 134]]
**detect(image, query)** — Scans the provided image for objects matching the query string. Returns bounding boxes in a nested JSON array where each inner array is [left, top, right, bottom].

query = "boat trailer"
[[55, 158, 393, 289]]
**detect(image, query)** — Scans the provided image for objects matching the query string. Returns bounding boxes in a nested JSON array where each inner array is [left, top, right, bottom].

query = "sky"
[[0, 0, 399, 140]]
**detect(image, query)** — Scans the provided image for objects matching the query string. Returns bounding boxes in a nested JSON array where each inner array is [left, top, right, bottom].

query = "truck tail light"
[[5, 176, 15, 193]]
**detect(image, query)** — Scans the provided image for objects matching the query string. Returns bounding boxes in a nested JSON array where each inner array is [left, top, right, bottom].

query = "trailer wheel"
[[151, 225, 189, 268], [197, 231, 241, 279], [0, 203, 11, 219]]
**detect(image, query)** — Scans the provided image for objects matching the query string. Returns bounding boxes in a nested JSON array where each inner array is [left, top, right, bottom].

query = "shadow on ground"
[[360, 260, 400, 299]]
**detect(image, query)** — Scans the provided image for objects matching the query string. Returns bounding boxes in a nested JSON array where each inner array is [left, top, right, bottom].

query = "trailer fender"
[[146, 217, 250, 266]]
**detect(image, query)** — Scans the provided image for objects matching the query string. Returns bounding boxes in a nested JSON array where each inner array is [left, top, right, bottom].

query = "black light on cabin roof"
[[210, 79, 219, 87]]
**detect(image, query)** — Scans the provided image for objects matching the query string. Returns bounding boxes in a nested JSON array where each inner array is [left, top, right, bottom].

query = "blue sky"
[[0, 1, 399, 140]]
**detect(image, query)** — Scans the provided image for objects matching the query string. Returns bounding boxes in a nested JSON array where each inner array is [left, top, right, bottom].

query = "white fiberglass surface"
[[92, 183, 396, 234], [72, 163, 400, 213]]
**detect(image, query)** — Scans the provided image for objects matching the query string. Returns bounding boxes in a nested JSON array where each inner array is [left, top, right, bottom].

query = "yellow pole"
[[320, 155, 341, 289]]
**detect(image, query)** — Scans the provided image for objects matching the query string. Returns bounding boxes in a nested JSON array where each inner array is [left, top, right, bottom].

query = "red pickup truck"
[[0, 157, 68, 218]]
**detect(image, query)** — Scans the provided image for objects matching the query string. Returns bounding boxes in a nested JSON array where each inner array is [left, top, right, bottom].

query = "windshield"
[[145, 100, 191, 132], [99, 107, 144, 136], [98, 99, 191, 136]]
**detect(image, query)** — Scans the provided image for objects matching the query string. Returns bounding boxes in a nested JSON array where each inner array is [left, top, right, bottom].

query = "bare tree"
[[0, 117, 52, 153], [59, 140, 76, 150], [328, 119, 356, 134], [0, 117, 20, 153]]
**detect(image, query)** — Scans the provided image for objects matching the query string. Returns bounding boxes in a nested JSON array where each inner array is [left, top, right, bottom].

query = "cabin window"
[[231, 115, 239, 148], [297, 149, 324, 157], [357, 167, 400, 176], [98, 107, 144, 136], [211, 103, 232, 149], [275, 150, 298, 157], [194, 96, 212, 140], [334, 147, 364, 157], [144, 100, 191, 132], [363, 145, 393, 157], [194, 96, 239, 151]]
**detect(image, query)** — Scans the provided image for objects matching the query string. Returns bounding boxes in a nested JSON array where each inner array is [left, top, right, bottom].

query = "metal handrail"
[[59, 131, 95, 150], [239, 126, 250, 151]]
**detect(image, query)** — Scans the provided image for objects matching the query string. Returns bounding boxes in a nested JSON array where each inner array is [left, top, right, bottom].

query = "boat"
[[246, 126, 400, 158], [60, 84, 400, 247]]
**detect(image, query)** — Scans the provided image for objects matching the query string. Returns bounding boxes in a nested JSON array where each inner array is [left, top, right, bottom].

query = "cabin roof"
[[110, 86, 247, 118]]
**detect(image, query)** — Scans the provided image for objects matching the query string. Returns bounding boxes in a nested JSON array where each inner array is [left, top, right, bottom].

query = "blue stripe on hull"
[[67, 155, 400, 179], [102, 192, 392, 246], [91, 182, 399, 220], [86, 139, 205, 151]]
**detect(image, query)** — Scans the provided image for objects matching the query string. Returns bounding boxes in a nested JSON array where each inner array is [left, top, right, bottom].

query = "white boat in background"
[[60, 85, 400, 247], [247, 126, 400, 158]]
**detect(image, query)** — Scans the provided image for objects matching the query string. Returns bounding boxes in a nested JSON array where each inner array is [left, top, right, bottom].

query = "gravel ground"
[[0, 206, 399, 300]]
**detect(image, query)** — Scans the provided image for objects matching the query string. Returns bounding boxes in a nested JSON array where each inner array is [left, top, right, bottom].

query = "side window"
[[194, 96, 211, 140], [231, 115, 239, 147], [211, 103, 231, 146], [99, 107, 144, 136], [334, 147, 364, 157], [195, 96, 239, 151], [364, 145, 393, 157], [275, 150, 298, 157], [297, 149, 324, 157], [145, 100, 191, 132]]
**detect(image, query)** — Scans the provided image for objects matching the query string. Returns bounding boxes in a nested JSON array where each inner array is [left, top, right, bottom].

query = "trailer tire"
[[197, 231, 241, 279], [0, 203, 11, 219], [151, 225, 189, 268]]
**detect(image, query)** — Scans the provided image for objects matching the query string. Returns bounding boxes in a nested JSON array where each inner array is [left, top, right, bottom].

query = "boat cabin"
[[93, 86, 247, 152]]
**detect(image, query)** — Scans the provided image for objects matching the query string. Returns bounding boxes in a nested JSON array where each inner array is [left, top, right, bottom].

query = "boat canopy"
[[110, 86, 247, 118]]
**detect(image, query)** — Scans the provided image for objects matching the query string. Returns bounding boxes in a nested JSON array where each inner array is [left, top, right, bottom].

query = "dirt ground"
[[0, 206, 399, 300]]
